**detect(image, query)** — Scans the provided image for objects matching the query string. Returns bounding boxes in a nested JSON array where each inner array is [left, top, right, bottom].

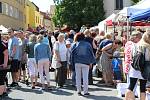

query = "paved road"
[[4, 72, 125, 100]]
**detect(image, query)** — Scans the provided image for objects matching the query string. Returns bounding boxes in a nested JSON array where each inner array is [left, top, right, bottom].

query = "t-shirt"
[[0, 42, 7, 65], [99, 39, 113, 49], [42, 36, 49, 45], [18, 38, 26, 61], [124, 41, 135, 73], [53, 42, 67, 61], [8, 36, 19, 60], [26, 42, 36, 58], [112, 58, 122, 71]]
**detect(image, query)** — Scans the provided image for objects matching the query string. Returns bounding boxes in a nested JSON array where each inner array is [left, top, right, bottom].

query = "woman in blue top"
[[71, 33, 96, 96], [34, 34, 52, 90]]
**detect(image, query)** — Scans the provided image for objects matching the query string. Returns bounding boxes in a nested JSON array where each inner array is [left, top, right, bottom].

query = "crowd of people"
[[0, 26, 150, 100]]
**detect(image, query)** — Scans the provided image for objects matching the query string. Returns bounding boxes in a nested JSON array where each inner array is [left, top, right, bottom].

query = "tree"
[[131, 0, 141, 4], [52, 0, 105, 30]]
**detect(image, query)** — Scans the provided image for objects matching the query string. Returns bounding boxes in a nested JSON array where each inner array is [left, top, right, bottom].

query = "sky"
[[29, 0, 55, 12]]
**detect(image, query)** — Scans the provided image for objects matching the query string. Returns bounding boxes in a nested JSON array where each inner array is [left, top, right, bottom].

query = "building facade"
[[49, 5, 55, 31], [104, 0, 133, 17], [0, 0, 26, 30], [25, 0, 41, 29], [40, 11, 55, 32]]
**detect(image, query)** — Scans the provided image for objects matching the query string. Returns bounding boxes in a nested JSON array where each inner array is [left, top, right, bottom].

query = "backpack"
[[131, 49, 145, 72]]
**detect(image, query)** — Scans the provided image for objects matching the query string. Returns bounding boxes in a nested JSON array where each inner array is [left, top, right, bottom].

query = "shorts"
[[27, 58, 38, 76], [19, 62, 26, 71], [113, 71, 122, 80], [0, 70, 7, 85], [10, 60, 19, 72]]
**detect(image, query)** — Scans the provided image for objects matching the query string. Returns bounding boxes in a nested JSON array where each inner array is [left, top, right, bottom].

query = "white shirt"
[[54, 42, 67, 61], [128, 43, 144, 79]]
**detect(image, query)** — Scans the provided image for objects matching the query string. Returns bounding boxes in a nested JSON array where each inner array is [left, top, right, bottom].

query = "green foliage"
[[52, 0, 105, 30], [131, 0, 141, 4]]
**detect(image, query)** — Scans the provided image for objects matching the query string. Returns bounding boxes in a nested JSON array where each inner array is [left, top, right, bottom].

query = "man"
[[8, 28, 20, 87], [47, 32, 54, 51], [18, 30, 28, 82], [124, 31, 142, 99]]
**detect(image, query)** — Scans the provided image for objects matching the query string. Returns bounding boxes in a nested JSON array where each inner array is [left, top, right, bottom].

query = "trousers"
[[75, 63, 89, 94]]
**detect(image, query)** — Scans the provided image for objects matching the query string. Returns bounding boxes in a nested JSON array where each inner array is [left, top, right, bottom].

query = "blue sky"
[[29, 0, 54, 12]]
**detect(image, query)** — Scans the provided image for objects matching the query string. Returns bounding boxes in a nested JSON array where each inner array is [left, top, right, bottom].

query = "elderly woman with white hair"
[[52, 33, 67, 88], [125, 30, 150, 100], [34, 34, 52, 90]]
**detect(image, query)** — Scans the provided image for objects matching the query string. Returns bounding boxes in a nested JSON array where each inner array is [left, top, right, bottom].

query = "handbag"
[[51, 57, 61, 69], [49, 67, 55, 72], [131, 48, 146, 72], [51, 42, 62, 69]]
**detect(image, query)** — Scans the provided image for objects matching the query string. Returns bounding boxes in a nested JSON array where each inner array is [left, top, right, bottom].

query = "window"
[[8, 5, 13, 17], [38, 17, 39, 23], [2, 3, 5, 14], [16, 9, 19, 19], [13, 7, 17, 18], [115, 0, 123, 10], [0, 2, 2, 13], [19, 11, 23, 21], [36, 16, 37, 23]]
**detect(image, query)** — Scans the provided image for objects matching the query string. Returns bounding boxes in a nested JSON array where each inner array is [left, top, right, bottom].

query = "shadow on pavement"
[[17, 87, 43, 94], [94, 83, 116, 89], [50, 88, 74, 96], [88, 87, 112, 92], [83, 95, 122, 100], [1, 96, 24, 100]]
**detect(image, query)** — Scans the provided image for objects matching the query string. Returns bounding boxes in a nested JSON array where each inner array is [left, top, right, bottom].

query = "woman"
[[34, 34, 52, 90], [72, 33, 96, 95], [84, 29, 97, 85], [53, 33, 67, 87], [26, 34, 38, 89], [99, 34, 114, 86], [125, 31, 150, 100], [0, 33, 8, 97]]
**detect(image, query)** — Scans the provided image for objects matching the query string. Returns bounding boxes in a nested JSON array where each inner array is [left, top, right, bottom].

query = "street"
[[4, 72, 123, 100]]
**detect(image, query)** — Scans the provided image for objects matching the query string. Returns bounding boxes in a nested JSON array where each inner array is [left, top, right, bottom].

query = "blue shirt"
[[42, 36, 49, 45], [112, 58, 122, 71], [34, 43, 51, 63], [8, 36, 19, 60]]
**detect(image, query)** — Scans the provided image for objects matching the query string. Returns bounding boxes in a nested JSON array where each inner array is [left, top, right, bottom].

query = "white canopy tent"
[[119, 0, 150, 17], [0, 25, 8, 34], [98, 13, 116, 32], [116, 0, 150, 40]]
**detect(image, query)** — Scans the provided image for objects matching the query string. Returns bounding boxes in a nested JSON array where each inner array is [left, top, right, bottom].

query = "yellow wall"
[[40, 13, 44, 27], [25, 0, 40, 29], [35, 11, 40, 27], [25, 5, 29, 29]]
